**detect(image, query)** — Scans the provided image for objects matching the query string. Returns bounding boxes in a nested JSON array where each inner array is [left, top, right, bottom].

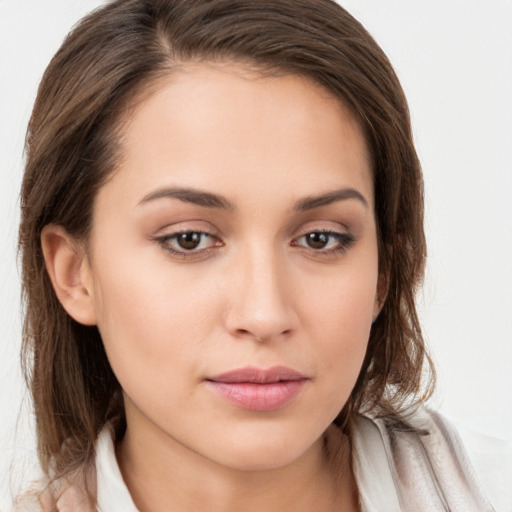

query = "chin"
[[208, 424, 323, 472], [220, 447, 305, 472]]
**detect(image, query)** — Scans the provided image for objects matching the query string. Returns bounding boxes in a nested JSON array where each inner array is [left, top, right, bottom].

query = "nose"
[[224, 244, 298, 343]]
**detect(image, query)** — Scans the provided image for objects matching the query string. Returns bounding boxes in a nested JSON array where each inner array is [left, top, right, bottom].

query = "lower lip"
[[206, 379, 307, 411]]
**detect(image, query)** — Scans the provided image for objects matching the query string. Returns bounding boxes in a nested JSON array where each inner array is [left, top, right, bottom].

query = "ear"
[[41, 224, 97, 326], [372, 270, 389, 322]]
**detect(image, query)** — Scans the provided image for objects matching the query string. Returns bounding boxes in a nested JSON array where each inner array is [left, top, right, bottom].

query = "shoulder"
[[351, 406, 512, 512], [12, 493, 42, 512], [13, 428, 136, 512], [453, 417, 512, 511], [12, 465, 96, 512]]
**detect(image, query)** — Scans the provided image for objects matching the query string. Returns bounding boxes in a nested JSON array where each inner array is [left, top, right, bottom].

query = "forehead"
[[101, 62, 373, 210]]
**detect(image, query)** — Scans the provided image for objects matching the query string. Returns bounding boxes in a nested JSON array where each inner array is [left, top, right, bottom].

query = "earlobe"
[[41, 224, 97, 326]]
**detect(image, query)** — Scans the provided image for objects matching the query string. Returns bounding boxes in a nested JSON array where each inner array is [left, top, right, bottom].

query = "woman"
[[15, 0, 510, 510]]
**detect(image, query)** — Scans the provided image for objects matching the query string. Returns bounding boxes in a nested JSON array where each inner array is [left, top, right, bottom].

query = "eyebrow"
[[138, 187, 235, 210], [138, 185, 368, 211], [294, 187, 369, 211]]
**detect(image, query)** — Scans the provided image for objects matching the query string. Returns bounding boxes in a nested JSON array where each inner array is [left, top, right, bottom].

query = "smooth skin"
[[42, 63, 381, 512]]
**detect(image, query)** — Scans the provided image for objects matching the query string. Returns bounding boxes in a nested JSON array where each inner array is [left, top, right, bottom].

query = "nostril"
[[234, 328, 293, 343], [236, 329, 263, 343]]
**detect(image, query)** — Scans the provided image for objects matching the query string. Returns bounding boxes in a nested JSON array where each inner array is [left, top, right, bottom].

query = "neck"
[[116, 423, 358, 512]]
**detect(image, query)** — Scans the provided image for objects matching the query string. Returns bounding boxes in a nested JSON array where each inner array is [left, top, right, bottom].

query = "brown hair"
[[19, 0, 433, 497]]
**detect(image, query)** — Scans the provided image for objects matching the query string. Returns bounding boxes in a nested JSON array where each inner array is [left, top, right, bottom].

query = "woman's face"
[[83, 63, 380, 470]]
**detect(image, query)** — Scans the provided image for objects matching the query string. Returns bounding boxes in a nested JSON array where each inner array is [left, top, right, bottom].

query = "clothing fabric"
[[15, 407, 512, 511], [351, 408, 511, 511]]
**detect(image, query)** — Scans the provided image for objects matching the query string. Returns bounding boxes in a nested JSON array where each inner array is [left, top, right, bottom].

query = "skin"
[[43, 63, 380, 511]]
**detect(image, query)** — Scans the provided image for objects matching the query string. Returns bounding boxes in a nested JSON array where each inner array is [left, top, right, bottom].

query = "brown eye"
[[293, 230, 355, 255], [156, 231, 220, 255], [305, 232, 329, 249], [176, 232, 203, 250]]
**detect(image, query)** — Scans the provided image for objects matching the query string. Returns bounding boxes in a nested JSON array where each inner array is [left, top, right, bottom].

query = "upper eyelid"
[[151, 215, 354, 240], [157, 230, 219, 243], [293, 230, 354, 245], [152, 221, 221, 237], [291, 224, 351, 239], [156, 227, 349, 239], [153, 226, 351, 242]]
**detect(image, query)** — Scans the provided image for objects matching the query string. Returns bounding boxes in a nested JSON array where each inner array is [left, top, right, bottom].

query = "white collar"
[[93, 419, 402, 512], [95, 428, 138, 512], [94, 409, 504, 512]]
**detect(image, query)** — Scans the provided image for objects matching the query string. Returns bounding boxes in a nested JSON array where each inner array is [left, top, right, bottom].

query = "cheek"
[[301, 249, 378, 338], [88, 226, 378, 433], [297, 256, 378, 397], [88, 248, 221, 394], [315, 288, 374, 375]]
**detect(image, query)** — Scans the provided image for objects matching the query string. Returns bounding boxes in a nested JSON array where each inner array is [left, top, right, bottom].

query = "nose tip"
[[224, 252, 298, 343]]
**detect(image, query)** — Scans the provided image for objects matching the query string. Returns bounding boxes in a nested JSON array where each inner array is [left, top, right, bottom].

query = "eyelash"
[[153, 229, 355, 259], [291, 230, 355, 256], [153, 231, 222, 259]]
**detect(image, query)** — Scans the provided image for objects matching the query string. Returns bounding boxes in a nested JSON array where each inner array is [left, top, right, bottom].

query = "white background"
[[1, 0, 511, 508]]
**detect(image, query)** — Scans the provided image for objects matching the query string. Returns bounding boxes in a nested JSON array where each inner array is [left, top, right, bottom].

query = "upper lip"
[[207, 365, 308, 384]]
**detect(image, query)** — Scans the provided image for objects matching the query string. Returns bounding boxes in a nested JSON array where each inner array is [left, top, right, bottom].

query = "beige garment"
[[352, 408, 511, 511], [13, 407, 512, 511]]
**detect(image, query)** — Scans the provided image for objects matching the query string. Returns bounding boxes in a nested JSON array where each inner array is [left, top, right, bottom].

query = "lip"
[[205, 366, 308, 411]]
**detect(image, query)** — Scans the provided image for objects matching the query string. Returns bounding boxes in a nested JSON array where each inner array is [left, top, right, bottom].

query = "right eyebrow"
[[294, 187, 369, 211], [137, 186, 235, 210]]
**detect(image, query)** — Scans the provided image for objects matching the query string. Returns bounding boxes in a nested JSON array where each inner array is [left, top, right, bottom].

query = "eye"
[[154, 231, 222, 256], [293, 230, 355, 254], [173, 232, 209, 251]]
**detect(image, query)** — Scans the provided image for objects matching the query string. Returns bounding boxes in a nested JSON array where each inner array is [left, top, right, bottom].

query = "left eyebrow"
[[137, 186, 235, 210], [294, 187, 369, 211]]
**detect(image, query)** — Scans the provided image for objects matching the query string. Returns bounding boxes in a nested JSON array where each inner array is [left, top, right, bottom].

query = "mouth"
[[205, 365, 309, 411]]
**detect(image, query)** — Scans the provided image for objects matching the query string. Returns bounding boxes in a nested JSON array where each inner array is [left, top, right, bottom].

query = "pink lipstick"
[[205, 366, 308, 411]]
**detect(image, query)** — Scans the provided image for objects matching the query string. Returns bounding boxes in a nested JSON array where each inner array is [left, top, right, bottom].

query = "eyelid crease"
[[151, 219, 222, 237]]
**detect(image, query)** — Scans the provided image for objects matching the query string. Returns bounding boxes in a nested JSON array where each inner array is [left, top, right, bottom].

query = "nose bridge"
[[226, 239, 296, 341]]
